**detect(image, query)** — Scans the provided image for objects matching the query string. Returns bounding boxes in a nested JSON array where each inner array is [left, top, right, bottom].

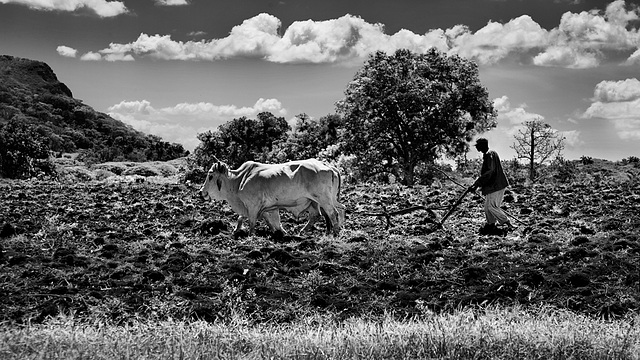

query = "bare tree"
[[511, 118, 565, 181]]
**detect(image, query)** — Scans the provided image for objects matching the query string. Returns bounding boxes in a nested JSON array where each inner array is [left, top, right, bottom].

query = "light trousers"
[[484, 188, 509, 225]]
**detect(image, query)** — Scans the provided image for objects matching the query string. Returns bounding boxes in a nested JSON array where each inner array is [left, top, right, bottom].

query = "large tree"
[[511, 118, 565, 181], [336, 48, 496, 185], [193, 112, 290, 168]]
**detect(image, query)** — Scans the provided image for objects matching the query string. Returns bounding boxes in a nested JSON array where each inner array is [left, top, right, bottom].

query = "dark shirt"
[[474, 150, 509, 195]]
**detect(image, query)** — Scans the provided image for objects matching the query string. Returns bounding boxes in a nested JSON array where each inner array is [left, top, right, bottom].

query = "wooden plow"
[[359, 168, 527, 231], [359, 187, 473, 231]]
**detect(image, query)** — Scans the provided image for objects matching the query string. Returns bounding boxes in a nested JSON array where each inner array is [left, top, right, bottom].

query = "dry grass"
[[1, 306, 637, 360]]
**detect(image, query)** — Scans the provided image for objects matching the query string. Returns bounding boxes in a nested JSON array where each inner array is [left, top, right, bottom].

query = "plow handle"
[[438, 187, 472, 227]]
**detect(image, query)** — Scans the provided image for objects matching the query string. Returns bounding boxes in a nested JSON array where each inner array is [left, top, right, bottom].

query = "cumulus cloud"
[[80, 51, 102, 61], [0, 0, 128, 17], [625, 48, 640, 65], [67, 0, 640, 67], [535, 0, 640, 67], [532, 45, 599, 69], [561, 129, 584, 147], [107, 99, 288, 151], [155, 0, 188, 5], [593, 78, 640, 102], [583, 78, 640, 139], [493, 96, 543, 127], [77, 13, 447, 64], [187, 31, 207, 38], [448, 15, 549, 65], [56, 45, 77, 58]]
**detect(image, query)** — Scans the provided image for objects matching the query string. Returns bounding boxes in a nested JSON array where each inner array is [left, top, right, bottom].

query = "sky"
[[2, 0, 640, 162]]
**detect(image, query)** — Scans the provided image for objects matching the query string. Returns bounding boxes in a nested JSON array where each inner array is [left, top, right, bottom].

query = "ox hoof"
[[271, 229, 289, 242], [233, 229, 249, 239]]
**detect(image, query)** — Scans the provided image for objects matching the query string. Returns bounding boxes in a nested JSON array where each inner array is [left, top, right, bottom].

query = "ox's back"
[[236, 159, 335, 209]]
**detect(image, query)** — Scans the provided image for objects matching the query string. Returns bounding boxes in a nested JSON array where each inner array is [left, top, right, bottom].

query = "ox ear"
[[216, 179, 222, 191]]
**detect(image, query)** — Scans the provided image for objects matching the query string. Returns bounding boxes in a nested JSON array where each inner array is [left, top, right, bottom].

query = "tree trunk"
[[529, 127, 535, 181], [401, 162, 415, 186]]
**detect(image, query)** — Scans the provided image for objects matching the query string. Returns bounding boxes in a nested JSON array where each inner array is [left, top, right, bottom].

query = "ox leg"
[[234, 216, 245, 233], [246, 209, 261, 235], [321, 205, 341, 236], [319, 207, 332, 235], [299, 204, 320, 234], [262, 210, 287, 235]]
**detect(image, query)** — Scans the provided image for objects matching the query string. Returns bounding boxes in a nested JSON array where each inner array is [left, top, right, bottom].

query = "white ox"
[[199, 158, 345, 236]]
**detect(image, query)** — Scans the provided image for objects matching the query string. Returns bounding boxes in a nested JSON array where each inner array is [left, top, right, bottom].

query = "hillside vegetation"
[[0, 55, 187, 178]]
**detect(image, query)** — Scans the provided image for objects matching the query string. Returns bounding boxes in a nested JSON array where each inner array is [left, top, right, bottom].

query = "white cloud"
[[493, 96, 543, 127], [448, 15, 549, 65], [561, 129, 584, 147], [535, 0, 640, 67], [584, 98, 640, 120], [532, 45, 599, 69], [103, 53, 135, 62], [583, 78, 640, 139], [72, 0, 640, 68], [624, 48, 640, 65], [188, 31, 207, 38], [80, 51, 102, 61], [0, 0, 128, 17], [56, 45, 77, 58], [593, 78, 640, 102], [107, 99, 288, 151], [155, 0, 188, 5]]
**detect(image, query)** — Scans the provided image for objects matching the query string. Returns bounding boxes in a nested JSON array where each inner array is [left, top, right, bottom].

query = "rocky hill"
[[0, 55, 187, 177]]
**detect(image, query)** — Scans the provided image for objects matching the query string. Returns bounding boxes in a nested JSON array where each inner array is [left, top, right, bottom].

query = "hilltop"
[[0, 55, 187, 177]]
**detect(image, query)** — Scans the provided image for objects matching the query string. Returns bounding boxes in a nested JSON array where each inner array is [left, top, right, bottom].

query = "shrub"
[[620, 156, 640, 167], [180, 156, 207, 184], [550, 157, 577, 183], [0, 119, 56, 179], [580, 155, 594, 165]]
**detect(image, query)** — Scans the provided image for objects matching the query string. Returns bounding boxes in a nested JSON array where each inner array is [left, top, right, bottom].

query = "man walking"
[[469, 138, 515, 233]]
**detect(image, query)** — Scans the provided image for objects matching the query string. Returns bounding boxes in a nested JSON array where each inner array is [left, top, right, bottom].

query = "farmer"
[[468, 138, 515, 232]]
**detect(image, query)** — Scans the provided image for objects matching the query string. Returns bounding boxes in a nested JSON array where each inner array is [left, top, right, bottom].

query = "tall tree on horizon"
[[336, 48, 496, 185], [511, 118, 565, 181]]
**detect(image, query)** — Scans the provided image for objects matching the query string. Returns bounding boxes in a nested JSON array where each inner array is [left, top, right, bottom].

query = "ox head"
[[199, 158, 229, 201]]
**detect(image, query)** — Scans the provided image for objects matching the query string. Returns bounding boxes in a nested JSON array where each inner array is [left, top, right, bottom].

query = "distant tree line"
[[193, 48, 496, 186]]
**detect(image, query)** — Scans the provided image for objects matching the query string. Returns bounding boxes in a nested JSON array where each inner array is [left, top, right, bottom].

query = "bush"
[[620, 156, 640, 167], [550, 157, 577, 183], [180, 156, 207, 184], [0, 119, 56, 179], [580, 156, 594, 165]]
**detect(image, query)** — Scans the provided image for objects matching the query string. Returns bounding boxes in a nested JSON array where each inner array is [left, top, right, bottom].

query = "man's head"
[[474, 138, 489, 153]]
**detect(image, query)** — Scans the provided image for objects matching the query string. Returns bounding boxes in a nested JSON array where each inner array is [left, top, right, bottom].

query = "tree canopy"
[[336, 48, 496, 185], [193, 112, 290, 168], [268, 113, 344, 163]]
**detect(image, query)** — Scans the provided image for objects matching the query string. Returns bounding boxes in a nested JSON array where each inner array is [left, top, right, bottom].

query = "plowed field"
[[1, 164, 638, 324]]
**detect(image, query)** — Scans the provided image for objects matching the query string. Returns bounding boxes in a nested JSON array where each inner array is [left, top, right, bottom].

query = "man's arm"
[[471, 152, 497, 190]]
